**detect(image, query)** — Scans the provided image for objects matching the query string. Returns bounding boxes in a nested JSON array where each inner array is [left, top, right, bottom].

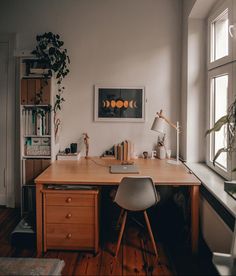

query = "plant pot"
[[156, 146, 166, 159]]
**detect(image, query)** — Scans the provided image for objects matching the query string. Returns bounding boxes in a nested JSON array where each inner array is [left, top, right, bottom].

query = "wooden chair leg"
[[116, 208, 125, 229], [115, 210, 127, 258], [143, 210, 158, 257]]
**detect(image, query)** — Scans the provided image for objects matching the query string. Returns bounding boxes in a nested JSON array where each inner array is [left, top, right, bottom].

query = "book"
[[123, 140, 128, 161], [117, 143, 124, 161], [114, 144, 118, 159], [127, 140, 132, 161]]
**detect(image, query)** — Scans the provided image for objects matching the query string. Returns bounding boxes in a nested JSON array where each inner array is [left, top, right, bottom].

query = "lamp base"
[[167, 159, 181, 165]]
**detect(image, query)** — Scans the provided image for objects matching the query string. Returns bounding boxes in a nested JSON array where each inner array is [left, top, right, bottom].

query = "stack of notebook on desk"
[[57, 152, 81, 160]]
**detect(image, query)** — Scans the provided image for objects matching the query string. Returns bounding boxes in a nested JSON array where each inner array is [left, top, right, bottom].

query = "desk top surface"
[[35, 157, 200, 186]]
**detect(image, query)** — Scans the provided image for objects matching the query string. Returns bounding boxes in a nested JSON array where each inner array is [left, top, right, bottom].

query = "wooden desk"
[[35, 157, 201, 255]]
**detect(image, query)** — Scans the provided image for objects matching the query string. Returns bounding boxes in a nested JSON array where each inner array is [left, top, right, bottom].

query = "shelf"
[[23, 156, 51, 159], [22, 75, 51, 79], [24, 135, 51, 138], [22, 75, 45, 79], [22, 104, 51, 108]]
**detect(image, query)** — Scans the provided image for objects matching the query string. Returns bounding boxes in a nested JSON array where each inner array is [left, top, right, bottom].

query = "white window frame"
[[207, 0, 233, 70], [206, 63, 233, 180]]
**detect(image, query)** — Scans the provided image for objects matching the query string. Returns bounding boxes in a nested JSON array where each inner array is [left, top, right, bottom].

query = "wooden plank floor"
[[0, 205, 217, 275], [0, 207, 174, 276]]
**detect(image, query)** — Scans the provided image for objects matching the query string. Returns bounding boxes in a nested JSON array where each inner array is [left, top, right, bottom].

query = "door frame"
[[0, 34, 16, 207]]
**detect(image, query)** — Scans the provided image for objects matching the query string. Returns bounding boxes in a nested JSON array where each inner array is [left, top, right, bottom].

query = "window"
[[207, 1, 234, 179], [209, 72, 229, 168], [213, 75, 228, 169], [208, 0, 233, 69], [211, 10, 229, 61]]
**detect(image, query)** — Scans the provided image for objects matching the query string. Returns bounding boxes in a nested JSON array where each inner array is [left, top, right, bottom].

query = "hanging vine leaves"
[[31, 32, 70, 113]]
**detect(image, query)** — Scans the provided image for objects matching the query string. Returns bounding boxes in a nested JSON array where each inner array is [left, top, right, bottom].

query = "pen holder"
[[156, 146, 166, 159]]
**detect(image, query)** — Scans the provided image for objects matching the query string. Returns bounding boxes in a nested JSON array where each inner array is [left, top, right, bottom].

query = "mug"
[[70, 143, 77, 153]]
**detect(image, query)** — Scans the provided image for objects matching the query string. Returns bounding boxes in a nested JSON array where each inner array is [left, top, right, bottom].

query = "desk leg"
[[190, 185, 199, 254], [36, 184, 43, 256]]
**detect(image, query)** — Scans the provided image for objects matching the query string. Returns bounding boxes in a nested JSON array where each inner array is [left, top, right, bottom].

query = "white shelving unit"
[[18, 56, 59, 195]]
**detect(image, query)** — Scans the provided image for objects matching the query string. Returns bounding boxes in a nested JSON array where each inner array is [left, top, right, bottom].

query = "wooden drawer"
[[46, 223, 94, 249], [45, 193, 95, 206], [46, 206, 94, 224]]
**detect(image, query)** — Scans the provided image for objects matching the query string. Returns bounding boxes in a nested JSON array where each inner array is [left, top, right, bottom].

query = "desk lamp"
[[151, 110, 180, 165]]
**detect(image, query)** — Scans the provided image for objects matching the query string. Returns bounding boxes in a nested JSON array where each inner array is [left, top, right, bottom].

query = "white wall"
[[186, 19, 206, 162], [181, 0, 197, 160], [0, 0, 182, 157], [181, 0, 217, 161]]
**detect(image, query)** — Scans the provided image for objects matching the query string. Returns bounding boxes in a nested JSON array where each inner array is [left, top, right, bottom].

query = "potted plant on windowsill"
[[206, 98, 236, 170]]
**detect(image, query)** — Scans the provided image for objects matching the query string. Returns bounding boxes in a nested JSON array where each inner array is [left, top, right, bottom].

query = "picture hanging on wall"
[[94, 85, 145, 122]]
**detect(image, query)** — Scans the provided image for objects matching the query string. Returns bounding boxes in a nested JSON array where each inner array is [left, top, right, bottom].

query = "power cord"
[[88, 158, 110, 168]]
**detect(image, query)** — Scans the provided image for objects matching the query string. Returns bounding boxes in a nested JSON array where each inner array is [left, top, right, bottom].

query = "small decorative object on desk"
[[156, 134, 166, 159], [57, 152, 81, 160], [166, 149, 171, 159], [83, 133, 89, 159], [151, 150, 156, 159], [143, 151, 148, 159], [101, 146, 115, 158], [65, 147, 70, 154]]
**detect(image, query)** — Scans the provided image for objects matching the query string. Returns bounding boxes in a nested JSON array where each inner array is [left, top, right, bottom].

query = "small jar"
[[156, 146, 166, 159]]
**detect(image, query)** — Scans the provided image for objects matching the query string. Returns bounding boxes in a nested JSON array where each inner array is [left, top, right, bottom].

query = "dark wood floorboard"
[[0, 206, 217, 275], [0, 207, 173, 275]]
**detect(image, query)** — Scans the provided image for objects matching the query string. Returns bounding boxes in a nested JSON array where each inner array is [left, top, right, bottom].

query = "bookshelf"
[[19, 56, 59, 211]]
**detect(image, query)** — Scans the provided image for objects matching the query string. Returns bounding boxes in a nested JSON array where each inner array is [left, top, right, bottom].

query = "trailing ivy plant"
[[206, 98, 236, 170], [31, 32, 70, 113]]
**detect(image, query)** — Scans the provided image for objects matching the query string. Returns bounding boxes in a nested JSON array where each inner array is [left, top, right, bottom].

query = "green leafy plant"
[[206, 98, 236, 170], [31, 32, 70, 112]]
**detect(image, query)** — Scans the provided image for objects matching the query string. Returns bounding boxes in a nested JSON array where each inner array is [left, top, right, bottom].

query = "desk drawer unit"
[[43, 189, 99, 253]]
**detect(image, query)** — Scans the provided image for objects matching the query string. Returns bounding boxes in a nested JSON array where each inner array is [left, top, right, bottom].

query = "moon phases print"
[[96, 87, 144, 120]]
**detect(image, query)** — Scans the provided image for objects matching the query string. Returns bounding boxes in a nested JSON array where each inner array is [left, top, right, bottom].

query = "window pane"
[[212, 11, 229, 61], [213, 75, 228, 169]]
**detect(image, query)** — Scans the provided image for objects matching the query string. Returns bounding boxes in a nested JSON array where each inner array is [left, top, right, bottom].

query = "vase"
[[156, 146, 166, 159]]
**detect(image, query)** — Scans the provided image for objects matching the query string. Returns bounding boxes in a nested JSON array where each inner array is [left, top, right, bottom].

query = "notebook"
[[110, 164, 139, 174]]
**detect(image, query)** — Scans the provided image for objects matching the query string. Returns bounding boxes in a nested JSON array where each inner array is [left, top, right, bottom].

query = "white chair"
[[114, 176, 160, 257]]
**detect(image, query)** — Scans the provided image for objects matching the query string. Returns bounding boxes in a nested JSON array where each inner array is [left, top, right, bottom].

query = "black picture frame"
[[94, 86, 145, 122]]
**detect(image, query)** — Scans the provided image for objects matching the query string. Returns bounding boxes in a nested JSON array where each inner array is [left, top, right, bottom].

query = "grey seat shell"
[[114, 176, 160, 211]]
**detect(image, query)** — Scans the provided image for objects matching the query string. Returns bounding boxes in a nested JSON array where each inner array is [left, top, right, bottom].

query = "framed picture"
[[94, 85, 145, 122]]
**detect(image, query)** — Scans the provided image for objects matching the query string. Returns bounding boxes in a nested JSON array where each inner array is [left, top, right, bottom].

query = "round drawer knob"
[[66, 197, 72, 203], [67, 233, 72, 239], [66, 213, 72, 219]]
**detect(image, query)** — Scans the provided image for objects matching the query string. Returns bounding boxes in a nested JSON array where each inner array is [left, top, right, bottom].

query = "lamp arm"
[[156, 111, 177, 130]]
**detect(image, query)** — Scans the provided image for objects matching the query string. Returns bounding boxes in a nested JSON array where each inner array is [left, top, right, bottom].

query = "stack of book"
[[57, 152, 81, 160], [114, 140, 133, 161]]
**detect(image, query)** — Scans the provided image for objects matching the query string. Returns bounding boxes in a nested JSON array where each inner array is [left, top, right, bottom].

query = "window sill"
[[185, 162, 236, 219]]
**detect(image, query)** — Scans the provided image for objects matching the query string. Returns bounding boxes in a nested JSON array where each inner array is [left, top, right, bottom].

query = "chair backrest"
[[114, 177, 160, 211]]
